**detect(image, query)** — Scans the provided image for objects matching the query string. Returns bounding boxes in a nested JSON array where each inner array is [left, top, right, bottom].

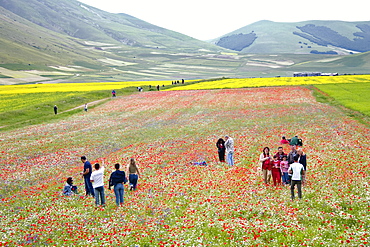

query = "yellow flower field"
[[0, 80, 176, 94], [166, 75, 370, 91]]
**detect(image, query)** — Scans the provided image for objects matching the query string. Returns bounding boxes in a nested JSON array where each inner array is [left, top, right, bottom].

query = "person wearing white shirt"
[[288, 155, 305, 200], [90, 163, 105, 206], [224, 135, 234, 166]]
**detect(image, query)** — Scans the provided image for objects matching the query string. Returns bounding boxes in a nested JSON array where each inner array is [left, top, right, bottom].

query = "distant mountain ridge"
[[0, 0, 222, 51], [0, 0, 370, 84], [212, 20, 370, 54]]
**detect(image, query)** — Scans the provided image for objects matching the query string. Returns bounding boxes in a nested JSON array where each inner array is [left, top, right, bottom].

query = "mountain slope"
[[0, 0, 221, 52], [212, 20, 370, 54]]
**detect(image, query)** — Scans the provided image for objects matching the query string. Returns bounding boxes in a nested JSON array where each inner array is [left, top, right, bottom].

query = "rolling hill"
[[212, 20, 370, 54], [0, 0, 369, 84]]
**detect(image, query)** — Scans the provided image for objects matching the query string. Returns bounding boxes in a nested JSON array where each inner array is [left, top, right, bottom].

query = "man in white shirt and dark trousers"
[[90, 163, 105, 207], [288, 155, 305, 200]]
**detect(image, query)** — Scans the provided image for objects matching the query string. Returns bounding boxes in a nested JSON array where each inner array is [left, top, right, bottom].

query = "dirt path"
[[0, 97, 114, 129], [59, 97, 111, 114]]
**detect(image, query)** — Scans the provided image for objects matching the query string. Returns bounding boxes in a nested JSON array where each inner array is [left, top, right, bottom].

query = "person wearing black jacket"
[[108, 163, 127, 206], [216, 138, 226, 162]]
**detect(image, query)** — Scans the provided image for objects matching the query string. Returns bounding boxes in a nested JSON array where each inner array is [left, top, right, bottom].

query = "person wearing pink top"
[[280, 155, 290, 185]]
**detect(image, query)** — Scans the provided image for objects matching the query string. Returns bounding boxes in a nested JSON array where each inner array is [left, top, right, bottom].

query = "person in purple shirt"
[[81, 156, 95, 197]]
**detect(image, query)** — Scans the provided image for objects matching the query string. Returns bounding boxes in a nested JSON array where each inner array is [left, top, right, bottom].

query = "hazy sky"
[[78, 0, 369, 40]]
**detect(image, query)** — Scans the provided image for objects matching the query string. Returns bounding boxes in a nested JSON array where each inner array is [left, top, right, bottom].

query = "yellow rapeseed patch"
[[166, 75, 370, 91], [0, 81, 174, 94]]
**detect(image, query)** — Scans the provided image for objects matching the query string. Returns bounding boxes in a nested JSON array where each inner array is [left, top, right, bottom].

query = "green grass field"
[[315, 82, 370, 117]]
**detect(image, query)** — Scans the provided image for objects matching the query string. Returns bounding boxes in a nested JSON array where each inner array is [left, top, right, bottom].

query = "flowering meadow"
[[166, 75, 370, 91], [0, 87, 369, 246]]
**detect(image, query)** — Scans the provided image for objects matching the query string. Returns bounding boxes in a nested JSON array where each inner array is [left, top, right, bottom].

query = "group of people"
[[216, 134, 307, 200], [63, 156, 141, 207], [216, 135, 234, 166], [259, 136, 307, 200]]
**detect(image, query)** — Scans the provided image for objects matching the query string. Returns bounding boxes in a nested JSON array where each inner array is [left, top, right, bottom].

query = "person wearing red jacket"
[[271, 155, 282, 186], [259, 147, 272, 184]]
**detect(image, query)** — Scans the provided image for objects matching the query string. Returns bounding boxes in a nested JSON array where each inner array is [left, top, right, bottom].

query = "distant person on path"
[[259, 147, 272, 184], [81, 156, 95, 197], [216, 138, 226, 162], [109, 163, 127, 207], [156, 85, 160, 91], [84, 103, 88, 112], [280, 136, 289, 145], [90, 162, 105, 207], [288, 155, 305, 200], [63, 177, 78, 196], [127, 158, 141, 191], [224, 135, 234, 166], [54, 105, 58, 115], [280, 155, 290, 185], [112, 90, 116, 97]]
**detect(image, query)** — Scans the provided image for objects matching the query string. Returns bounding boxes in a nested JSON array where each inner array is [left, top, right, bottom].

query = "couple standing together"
[[216, 135, 234, 166]]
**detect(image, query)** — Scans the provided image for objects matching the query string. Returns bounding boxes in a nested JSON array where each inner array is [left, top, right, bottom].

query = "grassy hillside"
[[212, 20, 370, 54], [0, 0, 221, 52]]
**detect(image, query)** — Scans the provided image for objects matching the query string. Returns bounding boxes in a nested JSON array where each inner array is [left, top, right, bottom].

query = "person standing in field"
[[84, 103, 88, 112], [112, 90, 116, 97], [271, 155, 282, 186], [224, 135, 234, 166], [288, 155, 305, 200], [81, 156, 95, 197], [127, 158, 140, 191], [54, 105, 58, 115], [280, 155, 290, 185], [109, 163, 127, 206], [296, 148, 307, 185], [259, 147, 272, 184], [275, 146, 286, 161], [287, 145, 297, 165], [216, 138, 226, 162], [90, 163, 105, 207]]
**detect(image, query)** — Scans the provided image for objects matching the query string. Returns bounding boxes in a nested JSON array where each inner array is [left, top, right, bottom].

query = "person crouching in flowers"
[[109, 163, 127, 207], [271, 155, 282, 186], [63, 177, 77, 196], [90, 163, 105, 207], [259, 147, 272, 184], [127, 158, 140, 191]]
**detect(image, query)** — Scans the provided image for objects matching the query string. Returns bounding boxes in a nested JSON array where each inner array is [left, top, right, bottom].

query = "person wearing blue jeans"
[[94, 185, 105, 206], [81, 156, 94, 197], [90, 163, 105, 206], [129, 174, 139, 190], [109, 163, 127, 206], [127, 158, 141, 191], [224, 135, 234, 166]]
